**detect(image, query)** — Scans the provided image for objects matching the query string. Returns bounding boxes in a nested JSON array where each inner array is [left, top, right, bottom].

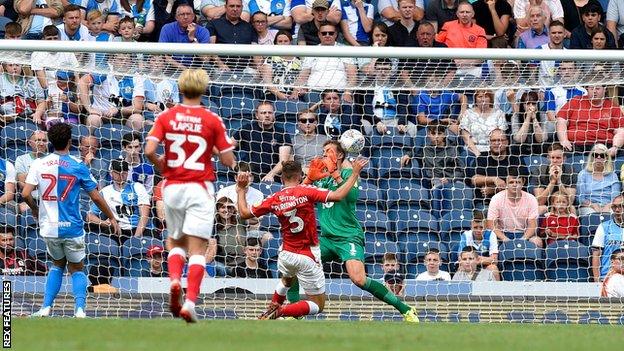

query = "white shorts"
[[278, 246, 325, 295], [43, 236, 86, 263], [163, 181, 215, 240]]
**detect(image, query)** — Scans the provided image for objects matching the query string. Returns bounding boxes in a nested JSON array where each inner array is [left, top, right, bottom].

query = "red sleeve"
[[210, 113, 235, 153], [250, 195, 274, 218], [304, 186, 331, 203], [153, 181, 163, 202], [147, 112, 167, 142], [613, 106, 624, 129]]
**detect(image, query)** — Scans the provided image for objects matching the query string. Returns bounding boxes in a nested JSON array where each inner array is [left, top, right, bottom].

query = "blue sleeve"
[[91, 74, 107, 85], [80, 164, 98, 193], [516, 37, 526, 49], [544, 89, 556, 111], [577, 171, 588, 204], [89, 197, 102, 215], [416, 93, 427, 114], [84, 0, 95, 12], [197, 26, 211, 43], [158, 24, 170, 42], [611, 173, 621, 201]]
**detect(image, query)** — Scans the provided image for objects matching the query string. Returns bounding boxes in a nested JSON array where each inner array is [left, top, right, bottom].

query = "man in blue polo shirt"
[[159, 2, 210, 70], [592, 195, 624, 282], [207, 0, 256, 71]]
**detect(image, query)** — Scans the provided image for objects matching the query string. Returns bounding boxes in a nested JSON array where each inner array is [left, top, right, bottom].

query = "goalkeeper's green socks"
[[363, 277, 411, 314], [287, 279, 301, 303]]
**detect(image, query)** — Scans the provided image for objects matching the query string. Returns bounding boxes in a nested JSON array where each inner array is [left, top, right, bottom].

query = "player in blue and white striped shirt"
[[22, 123, 119, 318]]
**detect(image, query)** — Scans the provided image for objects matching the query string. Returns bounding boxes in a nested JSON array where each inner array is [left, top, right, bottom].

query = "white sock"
[[275, 281, 288, 296], [305, 301, 320, 315]]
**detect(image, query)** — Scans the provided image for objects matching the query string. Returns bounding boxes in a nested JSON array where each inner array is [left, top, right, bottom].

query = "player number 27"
[[41, 174, 76, 201], [165, 133, 207, 171], [283, 209, 304, 234]]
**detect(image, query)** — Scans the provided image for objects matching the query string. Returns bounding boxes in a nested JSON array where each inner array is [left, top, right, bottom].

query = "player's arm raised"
[[235, 172, 254, 220], [326, 158, 368, 202], [87, 189, 121, 235]]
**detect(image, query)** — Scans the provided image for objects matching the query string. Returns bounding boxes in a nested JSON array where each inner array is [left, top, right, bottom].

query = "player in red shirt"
[[236, 158, 368, 319], [145, 69, 236, 323]]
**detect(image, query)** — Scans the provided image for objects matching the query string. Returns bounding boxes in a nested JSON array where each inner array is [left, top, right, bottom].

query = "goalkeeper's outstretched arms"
[[326, 158, 368, 202]]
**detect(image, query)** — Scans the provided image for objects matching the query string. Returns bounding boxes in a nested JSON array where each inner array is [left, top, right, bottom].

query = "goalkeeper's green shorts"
[[320, 236, 365, 263]]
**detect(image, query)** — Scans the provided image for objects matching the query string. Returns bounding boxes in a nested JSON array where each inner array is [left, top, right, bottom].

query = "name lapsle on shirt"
[[273, 195, 309, 211], [169, 113, 203, 133]]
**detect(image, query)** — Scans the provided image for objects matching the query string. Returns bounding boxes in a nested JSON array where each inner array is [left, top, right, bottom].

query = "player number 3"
[[283, 209, 304, 234], [165, 133, 208, 171]]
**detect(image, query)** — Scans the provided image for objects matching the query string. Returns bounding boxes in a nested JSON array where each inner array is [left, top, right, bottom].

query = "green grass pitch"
[[10, 318, 622, 351]]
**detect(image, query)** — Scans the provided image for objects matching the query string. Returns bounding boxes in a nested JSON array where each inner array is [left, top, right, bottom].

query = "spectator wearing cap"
[[231, 237, 270, 278], [452, 247, 496, 281], [0, 158, 16, 213], [384, 271, 405, 296], [291, 0, 341, 37], [146, 244, 167, 277], [158, 2, 210, 70], [296, 0, 328, 45], [0, 225, 47, 275], [570, 2, 617, 49], [87, 159, 151, 246], [15, 130, 47, 213], [14, 0, 63, 39], [415, 250, 451, 281]]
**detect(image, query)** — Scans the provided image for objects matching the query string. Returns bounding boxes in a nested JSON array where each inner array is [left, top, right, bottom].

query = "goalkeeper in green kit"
[[287, 140, 419, 322]]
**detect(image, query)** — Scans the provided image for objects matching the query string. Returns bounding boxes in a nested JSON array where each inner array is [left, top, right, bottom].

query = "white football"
[[339, 129, 366, 154]]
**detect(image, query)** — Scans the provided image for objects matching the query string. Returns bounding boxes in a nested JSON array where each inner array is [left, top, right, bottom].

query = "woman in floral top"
[[260, 30, 302, 101], [459, 90, 508, 157]]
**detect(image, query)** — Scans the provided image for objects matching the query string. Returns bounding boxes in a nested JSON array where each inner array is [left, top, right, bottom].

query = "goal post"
[[1, 41, 623, 323]]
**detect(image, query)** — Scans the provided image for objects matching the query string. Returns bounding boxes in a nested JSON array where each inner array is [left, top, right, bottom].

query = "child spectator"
[[146, 244, 167, 277], [3, 22, 23, 39], [48, 71, 81, 126], [382, 252, 400, 274], [415, 250, 451, 281], [115, 16, 138, 42], [401, 123, 465, 189], [0, 62, 45, 125], [458, 211, 500, 280], [143, 55, 179, 123], [531, 143, 577, 214], [232, 238, 270, 278], [382, 253, 405, 295], [601, 249, 624, 297], [452, 247, 497, 281], [339, 0, 374, 46], [251, 11, 277, 45], [541, 191, 579, 246], [87, 10, 114, 68], [122, 132, 155, 194]]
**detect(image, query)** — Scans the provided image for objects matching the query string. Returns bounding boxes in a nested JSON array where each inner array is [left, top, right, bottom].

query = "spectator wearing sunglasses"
[[293, 111, 328, 173], [577, 143, 621, 216]]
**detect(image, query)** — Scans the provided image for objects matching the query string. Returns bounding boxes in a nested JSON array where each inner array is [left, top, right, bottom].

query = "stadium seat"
[[120, 237, 164, 277], [372, 148, 420, 179], [356, 180, 382, 206], [218, 95, 256, 119], [18, 213, 37, 239], [579, 213, 611, 246], [94, 124, 132, 150], [355, 208, 389, 233], [390, 209, 439, 244], [439, 210, 473, 245], [498, 240, 544, 281], [522, 155, 548, 175], [0, 207, 17, 228], [364, 232, 398, 263], [430, 182, 474, 218], [71, 124, 90, 147], [259, 214, 280, 232], [381, 179, 429, 210], [1, 120, 37, 161], [273, 100, 309, 121], [261, 237, 281, 278], [257, 182, 282, 198], [85, 233, 120, 277], [365, 263, 386, 280], [368, 128, 413, 148], [544, 240, 590, 282], [98, 148, 123, 163], [568, 153, 588, 174]]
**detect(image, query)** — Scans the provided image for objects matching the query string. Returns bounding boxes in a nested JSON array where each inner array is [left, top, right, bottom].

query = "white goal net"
[[1, 40, 623, 323]]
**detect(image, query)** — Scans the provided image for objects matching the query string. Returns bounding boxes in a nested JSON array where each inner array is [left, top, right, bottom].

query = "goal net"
[[1, 41, 623, 323]]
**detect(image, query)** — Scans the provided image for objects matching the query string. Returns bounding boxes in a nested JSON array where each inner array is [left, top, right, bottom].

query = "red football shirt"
[[540, 213, 579, 246], [251, 185, 330, 258], [147, 104, 234, 183], [557, 96, 624, 145]]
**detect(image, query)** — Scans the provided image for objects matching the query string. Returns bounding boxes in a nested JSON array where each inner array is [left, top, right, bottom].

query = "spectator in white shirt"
[[415, 250, 452, 281]]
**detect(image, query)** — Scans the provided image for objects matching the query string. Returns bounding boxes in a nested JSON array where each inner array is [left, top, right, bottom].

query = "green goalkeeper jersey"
[[315, 168, 364, 244]]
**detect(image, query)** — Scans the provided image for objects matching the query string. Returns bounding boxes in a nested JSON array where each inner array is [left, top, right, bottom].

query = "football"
[[339, 129, 366, 154]]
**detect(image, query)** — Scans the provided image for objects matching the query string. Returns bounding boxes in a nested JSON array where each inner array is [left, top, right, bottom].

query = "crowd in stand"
[[0, 0, 623, 295]]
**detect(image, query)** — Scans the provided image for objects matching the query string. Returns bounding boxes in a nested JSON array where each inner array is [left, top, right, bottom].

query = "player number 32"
[[165, 133, 208, 171]]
